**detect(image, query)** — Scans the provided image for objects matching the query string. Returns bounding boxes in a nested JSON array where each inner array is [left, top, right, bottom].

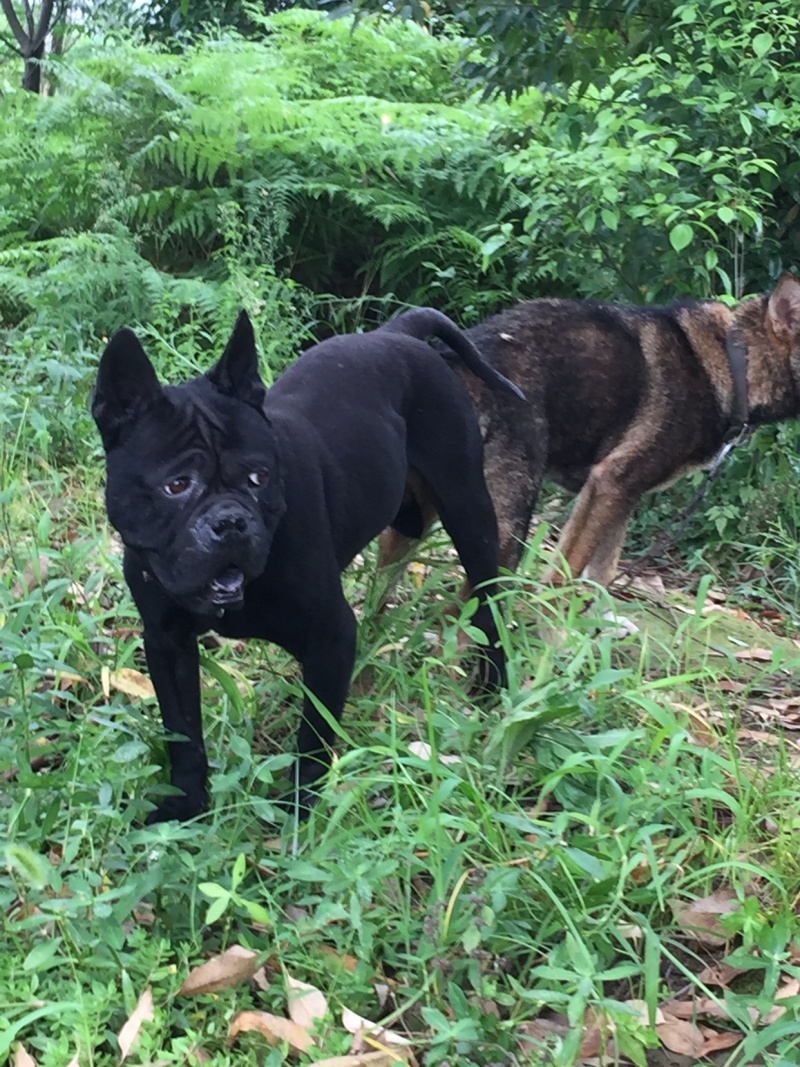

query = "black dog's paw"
[[471, 646, 507, 695], [144, 791, 208, 825]]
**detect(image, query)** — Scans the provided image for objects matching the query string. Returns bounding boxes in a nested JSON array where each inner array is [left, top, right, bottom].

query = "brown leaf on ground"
[[748, 698, 800, 729], [719, 679, 745, 693], [517, 1015, 570, 1047], [14, 1045, 36, 1067], [670, 887, 741, 945], [700, 1027, 742, 1053], [629, 571, 666, 597], [661, 996, 753, 1025], [697, 961, 747, 987], [733, 648, 773, 662], [307, 1054, 411, 1067], [317, 945, 360, 974], [673, 702, 720, 748], [109, 667, 156, 700], [118, 987, 155, 1061], [179, 945, 260, 995], [657, 1016, 705, 1056], [286, 976, 328, 1029], [228, 1011, 315, 1052], [737, 727, 783, 746], [12, 554, 50, 598]]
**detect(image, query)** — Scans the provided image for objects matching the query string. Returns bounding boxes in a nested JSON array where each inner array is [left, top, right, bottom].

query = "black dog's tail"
[[381, 307, 525, 400]]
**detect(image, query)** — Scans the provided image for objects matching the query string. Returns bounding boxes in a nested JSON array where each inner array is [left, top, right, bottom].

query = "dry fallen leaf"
[[629, 571, 666, 597], [287, 976, 328, 1030], [661, 996, 731, 1022], [228, 1011, 315, 1052], [673, 702, 720, 749], [624, 999, 664, 1026], [657, 1016, 705, 1056], [109, 668, 156, 700], [307, 1054, 410, 1067], [720, 679, 745, 693], [341, 1007, 411, 1047], [12, 553, 50, 598], [14, 1045, 36, 1067], [670, 887, 741, 946], [733, 648, 773, 662], [697, 961, 746, 987], [179, 945, 260, 995], [408, 741, 461, 765], [318, 945, 360, 974], [700, 1027, 741, 1053], [118, 987, 155, 1061]]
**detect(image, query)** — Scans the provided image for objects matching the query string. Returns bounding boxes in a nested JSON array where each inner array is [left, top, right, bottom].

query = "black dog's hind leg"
[[435, 488, 507, 691]]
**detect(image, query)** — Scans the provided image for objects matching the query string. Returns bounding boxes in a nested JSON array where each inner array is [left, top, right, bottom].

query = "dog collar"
[[725, 326, 749, 436]]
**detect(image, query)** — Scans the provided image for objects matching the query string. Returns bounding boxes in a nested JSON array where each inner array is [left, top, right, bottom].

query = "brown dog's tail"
[[382, 307, 525, 400]]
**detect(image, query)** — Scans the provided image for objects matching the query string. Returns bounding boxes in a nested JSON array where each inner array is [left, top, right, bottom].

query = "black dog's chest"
[[193, 574, 307, 660]]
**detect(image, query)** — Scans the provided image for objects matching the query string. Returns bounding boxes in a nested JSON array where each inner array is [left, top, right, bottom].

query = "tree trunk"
[[22, 40, 44, 94], [0, 0, 60, 93]]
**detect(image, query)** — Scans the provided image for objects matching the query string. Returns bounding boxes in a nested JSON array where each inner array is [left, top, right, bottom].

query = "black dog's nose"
[[210, 511, 248, 538]]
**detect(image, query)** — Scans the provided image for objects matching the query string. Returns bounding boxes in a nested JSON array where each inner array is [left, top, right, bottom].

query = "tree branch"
[[32, 0, 53, 48], [0, 0, 29, 50]]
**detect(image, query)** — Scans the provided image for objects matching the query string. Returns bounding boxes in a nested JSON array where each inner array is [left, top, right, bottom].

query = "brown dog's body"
[[393, 274, 800, 584]]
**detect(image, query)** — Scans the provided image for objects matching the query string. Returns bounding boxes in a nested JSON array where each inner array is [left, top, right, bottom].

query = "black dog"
[[93, 308, 522, 822]]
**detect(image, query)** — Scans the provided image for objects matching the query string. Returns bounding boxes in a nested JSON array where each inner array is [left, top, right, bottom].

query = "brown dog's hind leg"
[[377, 473, 439, 568], [482, 438, 545, 573]]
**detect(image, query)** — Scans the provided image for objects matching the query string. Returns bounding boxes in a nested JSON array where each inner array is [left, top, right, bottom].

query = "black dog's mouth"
[[208, 566, 245, 607]]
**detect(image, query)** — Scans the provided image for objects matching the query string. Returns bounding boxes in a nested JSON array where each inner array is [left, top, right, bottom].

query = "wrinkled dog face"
[[93, 313, 285, 615]]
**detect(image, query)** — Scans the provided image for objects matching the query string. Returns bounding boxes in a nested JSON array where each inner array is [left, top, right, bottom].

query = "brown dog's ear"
[[93, 328, 163, 450], [767, 273, 800, 343], [206, 310, 267, 411]]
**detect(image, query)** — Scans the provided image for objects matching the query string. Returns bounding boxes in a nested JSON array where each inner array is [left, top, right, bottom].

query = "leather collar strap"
[[725, 326, 749, 435]]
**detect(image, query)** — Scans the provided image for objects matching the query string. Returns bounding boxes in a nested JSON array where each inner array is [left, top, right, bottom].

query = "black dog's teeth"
[[210, 567, 244, 594]]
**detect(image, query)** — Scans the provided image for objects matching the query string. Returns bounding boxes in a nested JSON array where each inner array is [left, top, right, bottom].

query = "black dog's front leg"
[[141, 618, 208, 824], [292, 597, 358, 808]]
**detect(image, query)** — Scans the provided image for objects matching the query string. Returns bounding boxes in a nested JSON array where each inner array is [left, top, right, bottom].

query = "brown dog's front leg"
[[546, 459, 634, 586]]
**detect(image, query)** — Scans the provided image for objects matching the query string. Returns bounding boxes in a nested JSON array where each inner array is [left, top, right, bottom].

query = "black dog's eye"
[[248, 470, 268, 488], [164, 476, 192, 496]]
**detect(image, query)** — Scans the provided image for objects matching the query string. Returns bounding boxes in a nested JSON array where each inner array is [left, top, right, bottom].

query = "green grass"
[[2, 323, 800, 1067], [3, 451, 800, 1067]]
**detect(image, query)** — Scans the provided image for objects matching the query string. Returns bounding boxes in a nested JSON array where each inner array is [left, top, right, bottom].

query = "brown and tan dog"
[[381, 273, 800, 584]]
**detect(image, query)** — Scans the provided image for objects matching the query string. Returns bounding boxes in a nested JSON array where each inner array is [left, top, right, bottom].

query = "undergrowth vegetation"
[[2, 4, 800, 1065]]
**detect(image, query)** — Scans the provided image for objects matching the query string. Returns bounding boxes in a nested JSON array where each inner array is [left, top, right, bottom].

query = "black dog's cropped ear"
[[206, 310, 267, 410], [92, 328, 163, 450]]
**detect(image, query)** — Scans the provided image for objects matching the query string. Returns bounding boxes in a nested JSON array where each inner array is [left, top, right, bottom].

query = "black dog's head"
[[93, 311, 285, 615]]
